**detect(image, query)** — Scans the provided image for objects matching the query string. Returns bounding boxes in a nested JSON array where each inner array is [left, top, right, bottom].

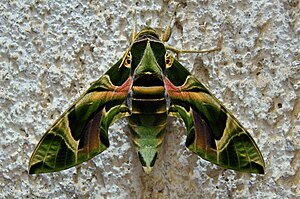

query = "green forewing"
[[165, 57, 265, 174], [29, 59, 132, 174]]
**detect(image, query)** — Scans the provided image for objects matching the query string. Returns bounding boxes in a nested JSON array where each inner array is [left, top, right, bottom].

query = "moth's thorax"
[[130, 31, 167, 80]]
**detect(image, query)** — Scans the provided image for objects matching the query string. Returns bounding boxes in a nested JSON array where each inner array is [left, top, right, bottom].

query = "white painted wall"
[[1, 0, 299, 198]]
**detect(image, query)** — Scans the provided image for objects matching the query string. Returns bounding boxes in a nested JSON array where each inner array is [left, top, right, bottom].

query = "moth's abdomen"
[[127, 85, 168, 173], [129, 86, 167, 126]]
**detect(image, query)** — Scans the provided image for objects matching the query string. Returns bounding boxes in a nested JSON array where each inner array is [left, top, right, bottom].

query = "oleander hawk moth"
[[29, 5, 265, 175]]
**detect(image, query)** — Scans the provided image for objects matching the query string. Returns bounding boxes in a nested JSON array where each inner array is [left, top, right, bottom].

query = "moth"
[[29, 4, 265, 174]]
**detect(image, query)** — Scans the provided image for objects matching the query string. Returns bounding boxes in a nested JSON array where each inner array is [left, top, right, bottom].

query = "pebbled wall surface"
[[0, 0, 299, 198]]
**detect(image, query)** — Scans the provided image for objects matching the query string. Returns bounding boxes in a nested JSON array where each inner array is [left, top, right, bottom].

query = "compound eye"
[[165, 52, 174, 68], [124, 52, 132, 68]]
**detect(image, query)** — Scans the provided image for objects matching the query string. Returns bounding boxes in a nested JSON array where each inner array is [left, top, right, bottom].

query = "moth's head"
[[134, 27, 160, 41]]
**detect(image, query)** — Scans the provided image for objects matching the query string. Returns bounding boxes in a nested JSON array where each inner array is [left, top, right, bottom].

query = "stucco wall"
[[0, 0, 299, 198]]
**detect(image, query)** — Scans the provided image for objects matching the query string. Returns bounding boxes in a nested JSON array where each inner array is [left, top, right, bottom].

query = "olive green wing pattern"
[[165, 58, 265, 174], [29, 59, 132, 174]]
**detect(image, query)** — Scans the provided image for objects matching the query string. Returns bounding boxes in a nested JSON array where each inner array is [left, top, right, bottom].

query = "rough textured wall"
[[0, 0, 299, 198]]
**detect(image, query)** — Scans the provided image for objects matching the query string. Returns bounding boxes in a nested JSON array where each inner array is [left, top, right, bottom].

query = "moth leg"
[[165, 36, 223, 58]]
